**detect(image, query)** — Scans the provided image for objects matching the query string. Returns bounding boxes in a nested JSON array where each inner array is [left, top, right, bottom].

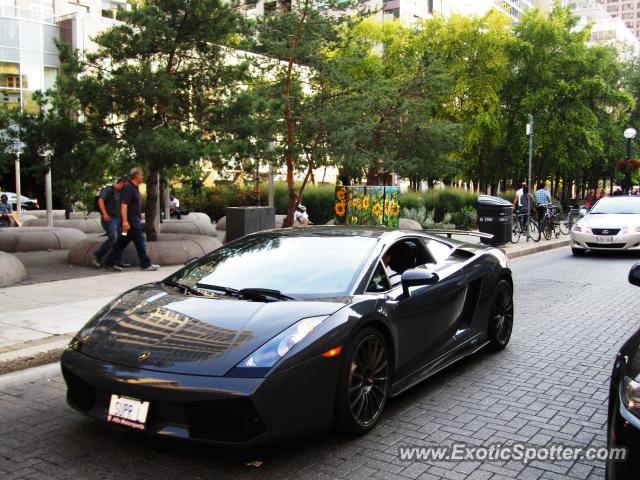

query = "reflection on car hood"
[[584, 214, 640, 229], [79, 284, 347, 377]]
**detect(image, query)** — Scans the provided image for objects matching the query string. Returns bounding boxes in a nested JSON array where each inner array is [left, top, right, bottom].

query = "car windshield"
[[590, 197, 640, 215], [168, 232, 379, 298]]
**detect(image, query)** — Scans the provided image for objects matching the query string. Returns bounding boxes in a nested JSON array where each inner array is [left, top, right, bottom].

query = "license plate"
[[107, 394, 149, 430], [596, 236, 614, 244]]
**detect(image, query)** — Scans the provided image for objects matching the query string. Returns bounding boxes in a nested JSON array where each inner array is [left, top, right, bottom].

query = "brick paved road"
[[1, 247, 640, 480]]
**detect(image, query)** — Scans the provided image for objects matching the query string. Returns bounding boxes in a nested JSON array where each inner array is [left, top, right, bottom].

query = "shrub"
[[450, 205, 477, 230]]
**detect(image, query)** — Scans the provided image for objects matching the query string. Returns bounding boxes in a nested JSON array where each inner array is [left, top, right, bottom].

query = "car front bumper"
[[61, 348, 341, 447], [571, 231, 640, 251]]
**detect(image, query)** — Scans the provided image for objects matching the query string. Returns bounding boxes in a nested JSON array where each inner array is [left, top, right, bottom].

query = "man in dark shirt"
[[105, 167, 160, 271], [92, 177, 126, 267]]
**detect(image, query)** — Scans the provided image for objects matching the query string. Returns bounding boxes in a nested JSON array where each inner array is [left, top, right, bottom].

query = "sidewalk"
[[0, 235, 570, 373], [0, 266, 180, 373]]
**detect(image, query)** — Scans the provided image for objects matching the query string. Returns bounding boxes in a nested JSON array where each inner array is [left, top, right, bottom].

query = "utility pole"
[[526, 114, 534, 242]]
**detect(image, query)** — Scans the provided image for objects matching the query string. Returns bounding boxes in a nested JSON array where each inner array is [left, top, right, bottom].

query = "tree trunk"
[[145, 167, 159, 242], [282, 0, 310, 229]]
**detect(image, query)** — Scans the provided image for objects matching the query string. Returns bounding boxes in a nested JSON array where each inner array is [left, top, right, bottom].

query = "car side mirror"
[[629, 264, 640, 287], [401, 268, 439, 297]]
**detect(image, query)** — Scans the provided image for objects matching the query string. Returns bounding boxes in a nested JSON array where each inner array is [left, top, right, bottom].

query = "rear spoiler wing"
[[425, 229, 494, 240]]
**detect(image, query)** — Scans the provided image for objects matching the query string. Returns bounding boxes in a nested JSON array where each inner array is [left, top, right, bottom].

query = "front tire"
[[334, 328, 391, 435], [488, 280, 513, 351]]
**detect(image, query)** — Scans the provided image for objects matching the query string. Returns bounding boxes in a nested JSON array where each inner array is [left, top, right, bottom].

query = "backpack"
[[94, 185, 113, 212]]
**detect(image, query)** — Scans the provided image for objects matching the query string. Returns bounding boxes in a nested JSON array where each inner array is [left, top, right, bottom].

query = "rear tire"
[[334, 328, 391, 435], [488, 280, 513, 351], [527, 220, 541, 242]]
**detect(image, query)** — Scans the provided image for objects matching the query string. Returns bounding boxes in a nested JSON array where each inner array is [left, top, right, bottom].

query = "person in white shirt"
[[294, 204, 313, 225], [513, 182, 527, 208], [169, 195, 181, 219]]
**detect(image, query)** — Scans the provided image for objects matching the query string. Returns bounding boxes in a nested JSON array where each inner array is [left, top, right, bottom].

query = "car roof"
[[250, 225, 469, 247]]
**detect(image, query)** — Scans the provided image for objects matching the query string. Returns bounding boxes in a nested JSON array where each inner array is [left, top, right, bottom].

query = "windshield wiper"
[[237, 288, 295, 301], [195, 283, 240, 295], [163, 279, 204, 296]]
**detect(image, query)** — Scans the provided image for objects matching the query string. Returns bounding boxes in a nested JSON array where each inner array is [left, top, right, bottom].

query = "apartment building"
[[0, 0, 125, 112]]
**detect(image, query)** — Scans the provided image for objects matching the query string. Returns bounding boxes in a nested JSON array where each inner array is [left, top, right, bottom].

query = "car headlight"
[[624, 226, 640, 234], [574, 225, 591, 233], [238, 316, 327, 368], [622, 376, 640, 417]]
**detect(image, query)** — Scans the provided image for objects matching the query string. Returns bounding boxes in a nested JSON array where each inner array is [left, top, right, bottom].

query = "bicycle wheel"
[[542, 218, 552, 240], [527, 220, 541, 242], [511, 223, 521, 243], [558, 219, 570, 235]]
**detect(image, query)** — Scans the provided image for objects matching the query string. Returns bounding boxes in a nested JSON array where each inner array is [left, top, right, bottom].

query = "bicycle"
[[511, 208, 541, 243], [539, 203, 568, 240]]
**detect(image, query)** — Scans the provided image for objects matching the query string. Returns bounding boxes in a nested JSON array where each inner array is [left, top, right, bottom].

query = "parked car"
[[0, 192, 39, 211], [571, 196, 640, 255], [61, 226, 513, 447], [606, 263, 640, 478]]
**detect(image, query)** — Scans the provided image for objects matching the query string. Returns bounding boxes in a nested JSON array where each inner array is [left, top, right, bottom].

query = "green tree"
[[421, 10, 514, 193], [505, 3, 631, 197], [78, 0, 247, 240], [324, 18, 462, 189]]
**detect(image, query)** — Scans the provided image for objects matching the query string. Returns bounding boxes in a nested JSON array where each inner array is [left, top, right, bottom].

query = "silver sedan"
[[571, 196, 640, 255]]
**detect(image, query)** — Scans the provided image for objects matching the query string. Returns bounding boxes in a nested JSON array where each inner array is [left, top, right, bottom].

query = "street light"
[[623, 128, 637, 195], [7, 139, 24, 216], [39, 147, 54, 228]]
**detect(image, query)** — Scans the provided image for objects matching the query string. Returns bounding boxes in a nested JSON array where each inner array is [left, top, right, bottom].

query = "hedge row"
[[177, 183, 480, 226]]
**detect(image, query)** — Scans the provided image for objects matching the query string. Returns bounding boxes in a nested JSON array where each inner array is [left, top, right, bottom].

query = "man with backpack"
[[91, 177, 127, 268]]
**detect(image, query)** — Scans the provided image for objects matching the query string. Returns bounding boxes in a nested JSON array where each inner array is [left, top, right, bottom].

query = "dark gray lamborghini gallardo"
[[61, 226, 514, 446]]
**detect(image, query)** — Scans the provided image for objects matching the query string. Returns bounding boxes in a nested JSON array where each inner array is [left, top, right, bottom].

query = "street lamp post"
[[8, 140, 24, 217], [624, 128, 637, 195], [40, 148, 54, 228]]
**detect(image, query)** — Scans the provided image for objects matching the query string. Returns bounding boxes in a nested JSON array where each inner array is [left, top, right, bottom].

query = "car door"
[[384, 237, 468, 380]]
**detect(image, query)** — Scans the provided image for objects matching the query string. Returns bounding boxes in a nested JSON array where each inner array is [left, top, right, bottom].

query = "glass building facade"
[[0, 0, 60, 112]]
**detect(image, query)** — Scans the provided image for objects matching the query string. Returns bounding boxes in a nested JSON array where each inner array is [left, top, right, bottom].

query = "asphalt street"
[[1, 247, 640, 480]]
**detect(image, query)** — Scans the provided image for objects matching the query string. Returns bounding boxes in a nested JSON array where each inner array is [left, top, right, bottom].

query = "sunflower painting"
[[334, 186, 400, 227]]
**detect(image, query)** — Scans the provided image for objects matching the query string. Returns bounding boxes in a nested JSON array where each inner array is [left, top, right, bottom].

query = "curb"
[[0, 239, 572, 376], [505, 239, 571, 260]]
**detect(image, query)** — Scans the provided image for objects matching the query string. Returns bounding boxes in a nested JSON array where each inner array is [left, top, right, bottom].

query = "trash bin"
[[225, 207, 275, 243], [477, 195, 513, 245]]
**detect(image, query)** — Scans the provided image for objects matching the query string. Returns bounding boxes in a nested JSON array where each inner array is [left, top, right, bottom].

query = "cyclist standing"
[[535, 182, 551, 224]]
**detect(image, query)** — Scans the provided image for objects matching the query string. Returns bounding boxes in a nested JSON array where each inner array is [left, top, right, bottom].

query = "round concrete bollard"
[[399, 218, 423, 230], [67, 233, 223, 267], [215, 216, 226, 231], [159, 221, 217, 236], [25, 210, 65, 219], [69, 211, 100, 220], [23, 218, 103, 234], [0, 252, 27, 287], [0, 227, 87, 252]]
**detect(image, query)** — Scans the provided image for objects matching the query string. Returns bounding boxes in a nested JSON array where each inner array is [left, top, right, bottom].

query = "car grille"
[[592, 228, 621, 235], [62, 365, 97, 412], [63, 364, 266, 444], [586, 242, 626, 249], [184, 398, 265, 443]]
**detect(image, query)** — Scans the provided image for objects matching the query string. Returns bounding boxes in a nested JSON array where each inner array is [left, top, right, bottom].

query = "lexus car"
[[61, 227, 513, 447], [571, 196, 640, 255]]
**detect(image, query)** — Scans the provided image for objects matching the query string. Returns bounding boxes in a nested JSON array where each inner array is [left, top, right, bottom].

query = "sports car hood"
[[583, 214, 639, 229], [77, 284, 347, 377]]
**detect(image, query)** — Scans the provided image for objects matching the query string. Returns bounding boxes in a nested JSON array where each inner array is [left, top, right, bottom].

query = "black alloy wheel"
[[334, 328, 390, 434], [488, 280, 514, 351]]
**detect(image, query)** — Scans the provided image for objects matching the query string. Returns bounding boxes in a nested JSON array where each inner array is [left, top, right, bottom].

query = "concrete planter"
[[0, 227, 87, 252]]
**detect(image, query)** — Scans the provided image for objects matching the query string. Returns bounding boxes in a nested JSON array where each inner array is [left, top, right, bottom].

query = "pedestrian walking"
[[91, 177, 127, 268], [105, 167, 160, 272]]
